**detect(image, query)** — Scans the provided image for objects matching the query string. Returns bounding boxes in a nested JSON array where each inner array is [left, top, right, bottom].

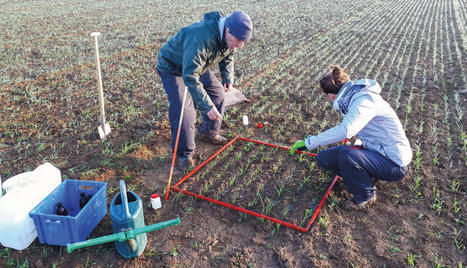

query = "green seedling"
[[453, 196, 461, 214], [298, 153, 305, 163], [406, 252, 419, 267], [265, 198, 274, 215], [275, 223, 281, 231], [299, 209, 313, 226], [413, 144, 423, 171], [257, 184, 264, 197], [6, 257, 15, 267], [41, 248, 48, 260], [229, 176, 236, 187], [318, 214, 329, 230], [453, 228, 465, 251], [0, 248, 11, 258], [248, 197, 257, 208], [231, 192, 239, 204], [328, 197, 339, 209], [276, 184, 285, 198], [386, 225, 400, 242], [431, 184, 444, 215], [297, 182, 305, 191], [202, 182, 209, 195], [432, 254, 445, 268], [169, 247, 178, 257], [238, 166, 246, 176], [281, 207, 289, 218], [391, 246, 402, 255], [451, 180, 460, 192], [272, 164, 280, 173], [431, 199, 444, 215]]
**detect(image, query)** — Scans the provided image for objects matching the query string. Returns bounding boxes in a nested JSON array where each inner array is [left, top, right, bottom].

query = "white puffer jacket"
[[305, 79, 412, 167]]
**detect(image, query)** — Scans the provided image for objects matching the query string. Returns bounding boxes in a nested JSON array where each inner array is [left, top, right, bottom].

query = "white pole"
[[91, 32, 106, 126]]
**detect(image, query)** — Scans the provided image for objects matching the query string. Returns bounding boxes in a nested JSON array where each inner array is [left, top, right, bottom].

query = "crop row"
[[180, 140, 329, 229]]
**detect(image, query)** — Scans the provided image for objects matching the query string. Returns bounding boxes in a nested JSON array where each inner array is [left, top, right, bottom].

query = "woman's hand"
[[290, 140, 307, 154]]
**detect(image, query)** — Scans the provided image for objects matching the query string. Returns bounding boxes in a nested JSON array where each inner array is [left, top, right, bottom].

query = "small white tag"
[[242, 115, 249, 126]]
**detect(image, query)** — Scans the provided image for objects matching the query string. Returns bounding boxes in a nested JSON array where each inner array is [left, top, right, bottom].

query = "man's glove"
[[290, 140, 307, 154]]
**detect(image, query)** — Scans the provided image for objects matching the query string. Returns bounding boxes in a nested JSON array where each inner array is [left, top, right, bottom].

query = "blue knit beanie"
[[225, 11, 252, 41]]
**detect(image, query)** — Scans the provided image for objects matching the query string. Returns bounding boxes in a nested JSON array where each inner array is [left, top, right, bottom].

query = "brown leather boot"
[[199, 132, 227, 145], [177, 157, 195, 171]]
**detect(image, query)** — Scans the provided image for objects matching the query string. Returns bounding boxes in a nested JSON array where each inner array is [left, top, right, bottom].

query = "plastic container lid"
[[151, 194, 159, 199]]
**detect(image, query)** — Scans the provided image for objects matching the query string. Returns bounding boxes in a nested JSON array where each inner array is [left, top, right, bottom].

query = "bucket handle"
[[119, 180, 131, 220]]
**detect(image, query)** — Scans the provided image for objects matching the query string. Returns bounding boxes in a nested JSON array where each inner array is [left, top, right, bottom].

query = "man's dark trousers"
[[316, 145, 408, 204], [158, 69, 226, 159]]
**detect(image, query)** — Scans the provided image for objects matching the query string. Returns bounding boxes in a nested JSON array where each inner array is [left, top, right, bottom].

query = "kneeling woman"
[[291, 66, 412, 210]]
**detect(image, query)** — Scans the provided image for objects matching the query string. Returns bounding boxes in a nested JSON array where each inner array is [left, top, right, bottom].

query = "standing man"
[[290, 65, 412, 210], [157, 11, 253, 170]]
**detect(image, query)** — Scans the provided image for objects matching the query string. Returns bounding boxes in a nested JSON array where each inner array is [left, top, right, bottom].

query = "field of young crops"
[[1, 0, 465, 266]]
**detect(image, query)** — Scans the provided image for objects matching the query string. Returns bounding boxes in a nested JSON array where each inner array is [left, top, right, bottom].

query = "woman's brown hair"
[[319, 65, 350, 94]]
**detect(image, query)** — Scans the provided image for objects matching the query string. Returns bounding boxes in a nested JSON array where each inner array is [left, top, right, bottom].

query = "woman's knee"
[[317, 149, 337, 170], [336, 148, 362, 169]]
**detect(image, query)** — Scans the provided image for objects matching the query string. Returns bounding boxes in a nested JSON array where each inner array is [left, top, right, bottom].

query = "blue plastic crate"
[[29, 179, 107, 246]]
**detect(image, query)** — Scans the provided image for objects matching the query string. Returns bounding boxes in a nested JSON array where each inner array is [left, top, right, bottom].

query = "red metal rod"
[[165, 87, 189, 200], [171, 186, 308, 232], [239, 137, 317, 156], [304, 175, 339, 231], [173, 136, 239, 189], [165, 125, 183, 200]]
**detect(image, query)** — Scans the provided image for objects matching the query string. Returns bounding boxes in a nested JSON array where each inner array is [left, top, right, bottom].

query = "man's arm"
[[181, 46, 222, 120], [181, 46, 214, 114], [218, 54, 234, 90]]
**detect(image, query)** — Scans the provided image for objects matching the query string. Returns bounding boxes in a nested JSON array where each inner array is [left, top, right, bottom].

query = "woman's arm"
[[305, 95, 377, 150]]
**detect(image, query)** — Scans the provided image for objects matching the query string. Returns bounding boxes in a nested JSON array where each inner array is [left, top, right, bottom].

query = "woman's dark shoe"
[[342, 194, 377, 211]]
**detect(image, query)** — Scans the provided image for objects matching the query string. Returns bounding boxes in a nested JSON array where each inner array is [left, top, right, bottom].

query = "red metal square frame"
[[171, 136, 339, 232]]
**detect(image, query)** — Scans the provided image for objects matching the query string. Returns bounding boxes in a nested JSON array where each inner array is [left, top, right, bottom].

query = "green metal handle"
[[67, 217, 181, 253], [67, 232, 126, 253], [126, 217, 181, 239]]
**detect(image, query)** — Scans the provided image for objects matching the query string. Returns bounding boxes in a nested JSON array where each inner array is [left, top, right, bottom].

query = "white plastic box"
[[0, 163, 61, 250]]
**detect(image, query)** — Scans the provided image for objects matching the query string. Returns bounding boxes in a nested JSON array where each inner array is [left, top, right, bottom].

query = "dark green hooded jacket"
[[157, 12, 235, 114]]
